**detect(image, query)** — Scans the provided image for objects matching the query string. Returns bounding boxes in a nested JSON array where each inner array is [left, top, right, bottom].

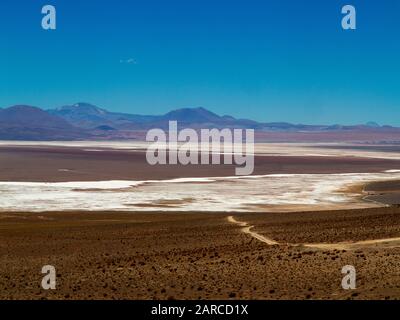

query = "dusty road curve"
[[227, 215, 400, 250], [227, 216, 279, 245]]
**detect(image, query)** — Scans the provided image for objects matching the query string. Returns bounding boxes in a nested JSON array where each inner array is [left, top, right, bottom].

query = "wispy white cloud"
[[119, 58, 137, 64]]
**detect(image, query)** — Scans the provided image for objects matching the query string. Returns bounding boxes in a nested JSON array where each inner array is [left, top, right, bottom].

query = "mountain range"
[[0, 103, 399, 141], [46, 103, 263, 131]]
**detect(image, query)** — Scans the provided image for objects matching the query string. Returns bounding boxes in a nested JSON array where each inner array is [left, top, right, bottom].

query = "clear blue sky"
[[1, 0, 400, 125]]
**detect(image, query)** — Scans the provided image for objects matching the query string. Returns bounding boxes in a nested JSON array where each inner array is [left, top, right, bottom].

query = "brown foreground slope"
[[0, 207, 399, 300]]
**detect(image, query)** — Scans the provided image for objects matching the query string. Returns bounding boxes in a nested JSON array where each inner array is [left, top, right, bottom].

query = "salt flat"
[[1, 142, 400, 212]]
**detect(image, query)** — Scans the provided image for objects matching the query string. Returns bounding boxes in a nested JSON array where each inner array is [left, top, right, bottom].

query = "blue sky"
[[1, 0, 400, 125]]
